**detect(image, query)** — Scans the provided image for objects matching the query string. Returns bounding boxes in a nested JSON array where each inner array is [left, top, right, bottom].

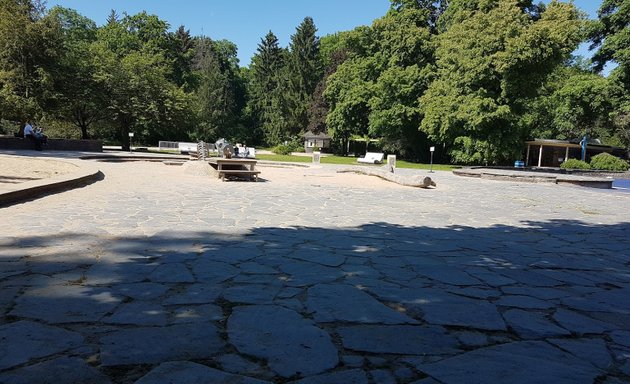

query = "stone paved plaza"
[[1, 157, 630, 383]]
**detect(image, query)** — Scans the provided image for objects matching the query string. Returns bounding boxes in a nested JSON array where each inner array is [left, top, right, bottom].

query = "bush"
[[272, 139, 304, 155], [272, 144, 293, 155], [590, 152, 629, 172], [0, 119, 19, 135], [560, 159, 591, 170]]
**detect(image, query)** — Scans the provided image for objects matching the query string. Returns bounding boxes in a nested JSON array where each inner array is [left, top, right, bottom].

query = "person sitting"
[[23, 120, 47, 151]]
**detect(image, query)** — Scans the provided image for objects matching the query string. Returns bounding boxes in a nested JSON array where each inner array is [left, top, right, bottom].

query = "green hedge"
[[560, 159, 591, 170], [589, 153, 629, 172]]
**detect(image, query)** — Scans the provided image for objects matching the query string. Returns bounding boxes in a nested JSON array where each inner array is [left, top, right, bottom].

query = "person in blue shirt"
[[23, 120, 47, 151]]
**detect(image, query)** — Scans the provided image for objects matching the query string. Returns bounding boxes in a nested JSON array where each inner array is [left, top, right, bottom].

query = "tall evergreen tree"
[[106, 9, 119, 25], [169, 25, 195, 91], [249, 31, 289, 145], [285, 17, 322, 136]]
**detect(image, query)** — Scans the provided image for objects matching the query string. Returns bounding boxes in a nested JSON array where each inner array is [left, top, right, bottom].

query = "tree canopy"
[[0, 0, 626, 165]]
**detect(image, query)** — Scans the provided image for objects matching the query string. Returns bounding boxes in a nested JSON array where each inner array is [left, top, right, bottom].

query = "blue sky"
[[46, 0, 602, 67]]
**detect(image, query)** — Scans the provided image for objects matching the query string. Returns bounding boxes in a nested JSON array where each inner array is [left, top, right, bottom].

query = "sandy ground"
[[0, 154, 403, 191], [0, 155, 79, 183]]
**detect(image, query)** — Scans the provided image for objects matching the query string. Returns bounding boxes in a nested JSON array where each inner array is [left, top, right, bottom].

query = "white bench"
[[357, 152, 384, 164]]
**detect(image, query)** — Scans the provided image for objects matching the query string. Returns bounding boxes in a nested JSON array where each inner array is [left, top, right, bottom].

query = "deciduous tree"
[[419, 0, 584, 164], [0, 0, 62, 127]]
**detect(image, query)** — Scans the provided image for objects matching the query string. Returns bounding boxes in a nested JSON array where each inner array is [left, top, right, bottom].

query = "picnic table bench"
[[212, 158, 260, 181]]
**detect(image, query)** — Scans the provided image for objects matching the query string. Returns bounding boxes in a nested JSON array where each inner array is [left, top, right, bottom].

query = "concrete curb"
[[453, 168, 614, 189], [0, 163, 103, 207]]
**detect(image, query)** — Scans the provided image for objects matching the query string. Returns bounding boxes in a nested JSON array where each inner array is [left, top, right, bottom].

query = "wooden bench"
[[212, 158, 260, 181]]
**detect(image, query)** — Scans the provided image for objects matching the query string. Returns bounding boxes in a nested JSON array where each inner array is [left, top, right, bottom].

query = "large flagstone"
[[227, 305, 338, 377]]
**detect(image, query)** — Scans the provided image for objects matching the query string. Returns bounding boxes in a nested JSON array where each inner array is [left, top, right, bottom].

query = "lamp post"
[[128, 132, 134, 153], [429, 146, 435, 173]]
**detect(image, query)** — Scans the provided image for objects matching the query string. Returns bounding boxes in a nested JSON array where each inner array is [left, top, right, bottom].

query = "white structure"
[[357, 152, 385, 164]]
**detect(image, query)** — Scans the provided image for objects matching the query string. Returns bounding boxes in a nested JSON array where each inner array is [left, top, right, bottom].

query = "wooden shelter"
[[303, 131, 332, 153], [525, 139, 627, 167]]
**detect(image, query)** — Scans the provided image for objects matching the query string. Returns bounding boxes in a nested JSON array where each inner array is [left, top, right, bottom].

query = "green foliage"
[[589, 152, 629, 171], [271, 144, 293, 155], [390, 0, 448, 32], [0, 0, 625, 167], [0, 119, 19, 135], [589, 0, 629, 74], [0, 0, 63, 123], [248, 31, 290, 145], [325, 6, 434, 159], [420, 0, 584, 165], [589, 0, 630, 150], [47, 6, 102, 139], [560, 158, 591, 170], [192, 37, 246, 142], [525, 66, 615, 143], [90, 12, 193, 149], [169, 26, 196, 91], [285, 17, 322, 137]]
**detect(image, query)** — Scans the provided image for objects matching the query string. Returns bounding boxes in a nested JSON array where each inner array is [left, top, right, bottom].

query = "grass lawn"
[[256, 154, 457, 171]]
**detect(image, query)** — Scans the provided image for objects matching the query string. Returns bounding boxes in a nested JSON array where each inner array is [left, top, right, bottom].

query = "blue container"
[[514, 160, 525, 168]]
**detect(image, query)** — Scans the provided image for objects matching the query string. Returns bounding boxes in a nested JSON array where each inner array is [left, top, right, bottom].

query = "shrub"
[[590, 152, 629, 172], [272, 144, 293, 155], [560, 159, 591, 170], [272, 138, 304, 155]]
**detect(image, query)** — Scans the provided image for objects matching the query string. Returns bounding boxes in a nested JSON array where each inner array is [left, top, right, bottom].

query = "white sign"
[[128, 132, 134, 137], [429, 146, 435, 152]]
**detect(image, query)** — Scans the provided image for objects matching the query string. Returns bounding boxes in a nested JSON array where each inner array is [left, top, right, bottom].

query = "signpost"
[[429, 146, 435, 173], [128, 132, 134, 153]]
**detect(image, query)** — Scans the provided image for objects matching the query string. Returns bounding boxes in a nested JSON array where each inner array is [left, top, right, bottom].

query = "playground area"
[[0, 151, 629, 383]]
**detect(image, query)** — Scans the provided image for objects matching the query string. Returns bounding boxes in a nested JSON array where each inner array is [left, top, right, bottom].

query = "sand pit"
[[0, 155, 79, 183]]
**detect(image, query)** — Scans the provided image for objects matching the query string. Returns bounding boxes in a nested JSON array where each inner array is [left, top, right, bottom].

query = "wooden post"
[[387, 155, 396, 173], [526, 144, 530, 166], [565, 146, 569, 161], [538, 145, 543, 167]]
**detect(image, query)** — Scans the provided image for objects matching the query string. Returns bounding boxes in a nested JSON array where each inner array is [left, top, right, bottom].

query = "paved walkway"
[[1, 154, 629, 383]]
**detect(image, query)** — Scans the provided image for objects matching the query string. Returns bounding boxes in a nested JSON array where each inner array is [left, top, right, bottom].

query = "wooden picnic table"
[[212, 158, 260, 181]]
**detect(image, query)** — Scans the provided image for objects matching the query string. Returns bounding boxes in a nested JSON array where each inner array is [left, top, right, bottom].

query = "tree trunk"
[[80, 125, 89, 140]]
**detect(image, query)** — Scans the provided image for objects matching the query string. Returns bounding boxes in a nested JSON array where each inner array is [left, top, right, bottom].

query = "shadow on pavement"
[[1, 220, 629, 383]]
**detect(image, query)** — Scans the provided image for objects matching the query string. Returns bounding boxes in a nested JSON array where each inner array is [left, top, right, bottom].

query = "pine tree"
[[285, 17, 322, 137], [106, 9, 119, 25], [249, 31, 289, 145], [170, 25, 194, 90]]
